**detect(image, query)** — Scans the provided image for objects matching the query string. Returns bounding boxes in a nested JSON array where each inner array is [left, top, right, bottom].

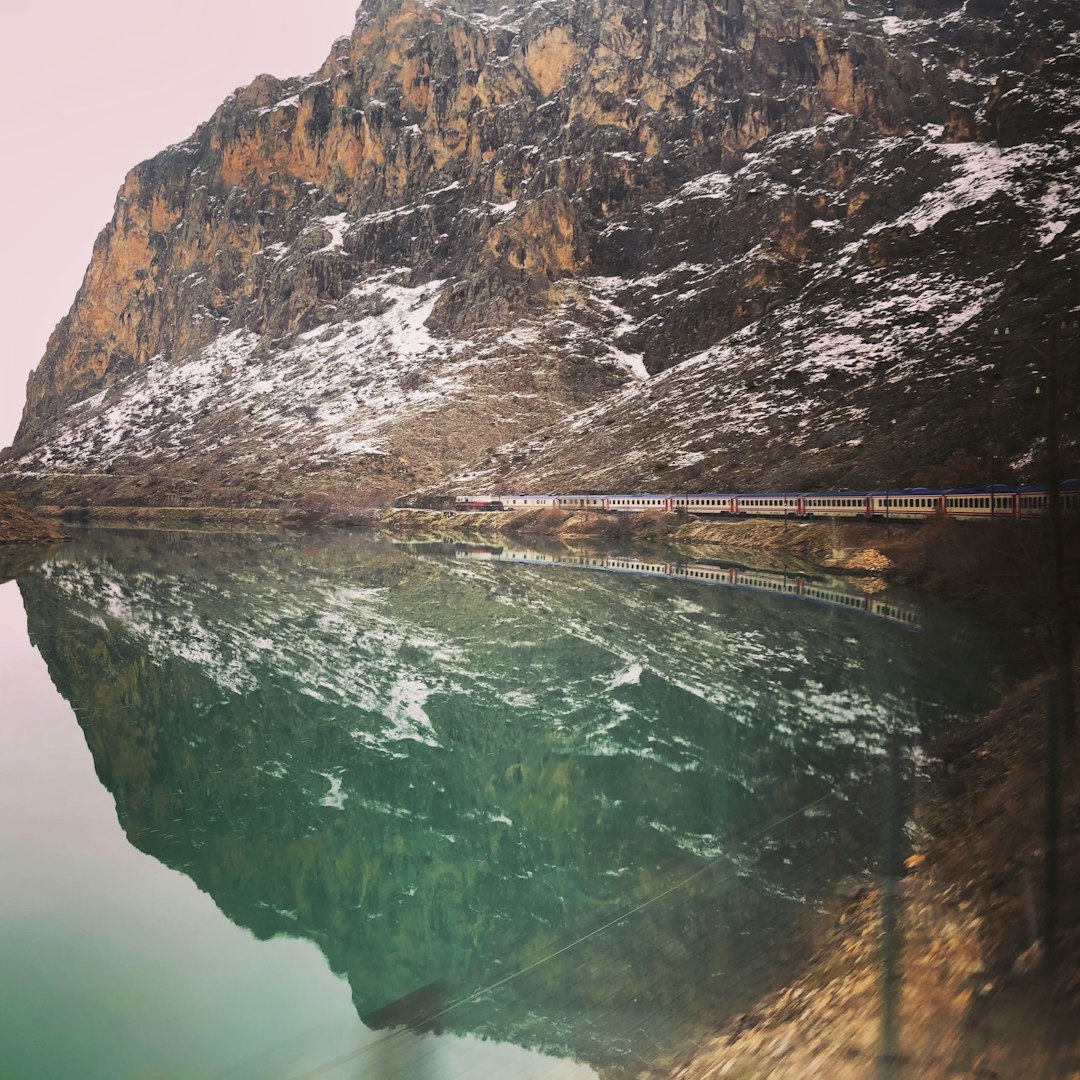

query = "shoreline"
[[0, 500, 68, 545], [19, 503, 909, 573], [374, 507, 912, 574]]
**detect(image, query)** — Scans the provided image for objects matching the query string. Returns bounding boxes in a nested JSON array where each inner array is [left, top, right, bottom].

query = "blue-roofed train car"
[[670, 493, 738, 515], [867, 488, 944, 521], [802, 492, 872, 518], [600, 494, 675, 512]]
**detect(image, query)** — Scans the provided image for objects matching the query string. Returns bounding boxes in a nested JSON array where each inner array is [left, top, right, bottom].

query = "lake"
[[0, 528, 1001, 1078]]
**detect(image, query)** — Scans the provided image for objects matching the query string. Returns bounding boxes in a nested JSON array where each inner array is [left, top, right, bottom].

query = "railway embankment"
[[374, 506, 940, 577]]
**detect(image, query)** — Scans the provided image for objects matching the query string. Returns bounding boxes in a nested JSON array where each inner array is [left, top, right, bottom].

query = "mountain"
[[3, 0, 1078, 507]]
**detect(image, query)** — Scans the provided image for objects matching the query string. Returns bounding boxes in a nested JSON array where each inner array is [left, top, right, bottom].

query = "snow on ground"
[[314, 213, 351, 253], [583, 277, 651, 381], [19, 272, 461, 472], [874, 141, 1053, 236]]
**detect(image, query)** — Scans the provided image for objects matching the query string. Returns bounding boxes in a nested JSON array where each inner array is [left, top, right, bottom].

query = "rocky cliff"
[[4, 0, 1078, 506]]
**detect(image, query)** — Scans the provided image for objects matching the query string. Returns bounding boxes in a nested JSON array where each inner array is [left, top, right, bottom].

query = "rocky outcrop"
[[4, 0, 1078, 505], [0, 501, 66, 545]]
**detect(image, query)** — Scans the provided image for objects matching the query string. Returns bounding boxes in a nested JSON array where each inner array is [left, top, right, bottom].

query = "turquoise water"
[[0, 529, 999, 1078]]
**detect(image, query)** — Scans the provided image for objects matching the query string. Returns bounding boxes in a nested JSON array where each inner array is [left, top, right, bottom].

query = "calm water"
[[0, 529, 1001, 1079]]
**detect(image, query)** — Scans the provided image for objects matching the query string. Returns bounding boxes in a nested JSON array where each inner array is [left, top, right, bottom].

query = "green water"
[[0, 529, 1000, 1078]]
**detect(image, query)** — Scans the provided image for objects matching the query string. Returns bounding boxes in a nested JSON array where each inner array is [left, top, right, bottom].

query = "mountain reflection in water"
[[19, 529, 998, 1075]]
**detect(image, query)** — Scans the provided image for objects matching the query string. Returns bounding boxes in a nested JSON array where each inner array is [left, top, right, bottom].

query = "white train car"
[[802, 494, 870, 518], [670, 495, 736, 514], [553, 494, 610, 511], [865, 492, 942, 521], [499, 494, 559, 509], [600, 495, 674, 511]]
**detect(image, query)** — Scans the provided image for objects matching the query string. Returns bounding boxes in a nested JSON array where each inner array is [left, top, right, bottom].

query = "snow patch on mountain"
[[15, 273, 459, 473]]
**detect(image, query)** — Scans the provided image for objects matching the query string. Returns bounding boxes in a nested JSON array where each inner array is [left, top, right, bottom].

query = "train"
[[455, 481, 1080, 522]]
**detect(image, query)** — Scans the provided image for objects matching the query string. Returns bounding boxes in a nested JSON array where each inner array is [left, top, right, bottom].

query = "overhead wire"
[[208, 731, 924, 1080], [274, 784, 844, 1080]]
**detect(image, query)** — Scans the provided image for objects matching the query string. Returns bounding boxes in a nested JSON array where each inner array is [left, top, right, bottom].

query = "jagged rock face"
[[4, 0, 1078, 505]]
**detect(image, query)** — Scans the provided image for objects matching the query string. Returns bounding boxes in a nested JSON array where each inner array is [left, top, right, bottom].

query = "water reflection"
[[17, 529, 998, 1076], [404, 540, 922, 629]]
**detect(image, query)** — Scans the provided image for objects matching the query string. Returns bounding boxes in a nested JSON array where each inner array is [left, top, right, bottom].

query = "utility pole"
[[879, 732, 904, 1080], [987, 313, 1079, 964], [988, 316, 1079, 742]]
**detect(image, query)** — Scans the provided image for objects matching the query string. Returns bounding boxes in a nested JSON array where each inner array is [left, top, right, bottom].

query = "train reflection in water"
[[428, 543, 921, 630]]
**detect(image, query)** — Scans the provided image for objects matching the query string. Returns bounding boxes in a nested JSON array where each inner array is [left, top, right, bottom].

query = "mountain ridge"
[[3, 0, 1077, 507]]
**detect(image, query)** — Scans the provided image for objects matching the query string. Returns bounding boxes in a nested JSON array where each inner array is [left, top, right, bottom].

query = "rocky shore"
[[0, 500, 67, 545], [0, 500, 67, 583], [375, 506, 936, 575], [669, 660, 1080, 1079]]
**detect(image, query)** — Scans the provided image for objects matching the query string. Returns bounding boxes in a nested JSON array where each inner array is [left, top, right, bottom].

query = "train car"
[[935, 485, 1019, 521], [866, 489, 944, 521], [598, 494, 674, 512], [670, 494, 738, 514], [552, 494, 608, 511], [499, 494, 559, 509], [731, 493, 803, 517], [802, 493, 871, 518], [1016, 480, 1080, 517]]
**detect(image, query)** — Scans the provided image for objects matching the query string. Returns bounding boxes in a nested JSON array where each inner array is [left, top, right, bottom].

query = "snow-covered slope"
[[4, 0, 1078, 505]]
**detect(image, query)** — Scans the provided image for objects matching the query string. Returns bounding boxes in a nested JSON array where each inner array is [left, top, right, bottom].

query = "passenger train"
[[455, 481, 1080, 522]]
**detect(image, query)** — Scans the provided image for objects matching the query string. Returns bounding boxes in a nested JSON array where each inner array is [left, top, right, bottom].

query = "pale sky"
[[0, 1, 359, 450]]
